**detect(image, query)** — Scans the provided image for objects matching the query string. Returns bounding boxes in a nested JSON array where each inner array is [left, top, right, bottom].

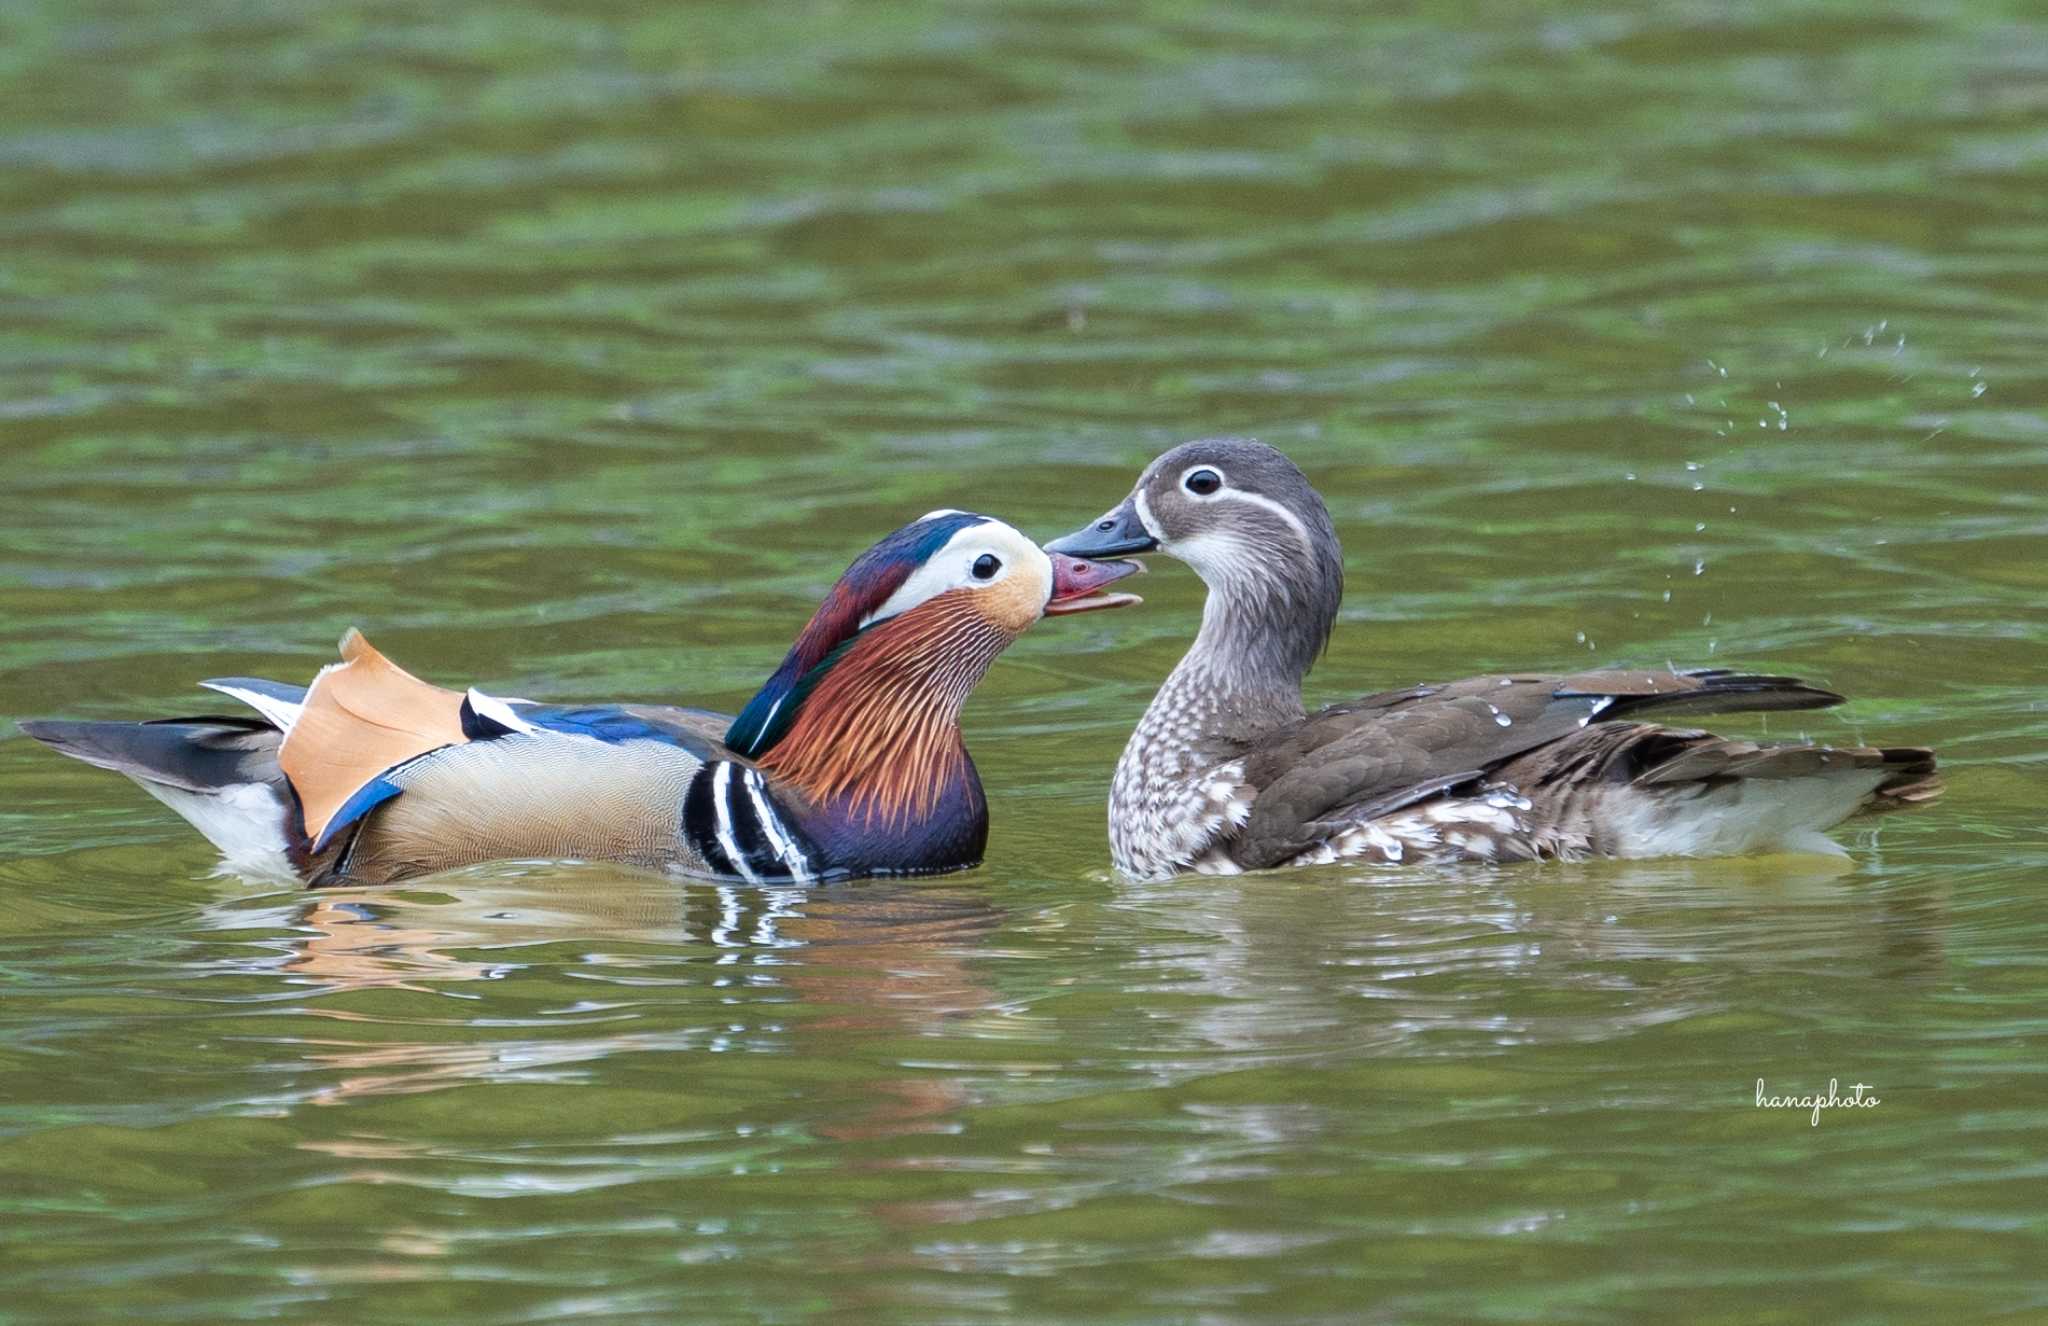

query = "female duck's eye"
[[972, 554, 1002, 580], [1185, 468, 1222, 495]]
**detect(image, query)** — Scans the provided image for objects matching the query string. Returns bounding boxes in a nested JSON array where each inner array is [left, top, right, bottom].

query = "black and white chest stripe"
[[683, 760, 818, 882]]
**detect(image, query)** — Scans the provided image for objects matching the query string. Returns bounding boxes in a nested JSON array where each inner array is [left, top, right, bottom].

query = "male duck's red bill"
[[1044, 552, 1143, 615]]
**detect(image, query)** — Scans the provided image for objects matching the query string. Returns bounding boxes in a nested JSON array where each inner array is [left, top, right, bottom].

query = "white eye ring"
[[1181, 464, 1226, 497]]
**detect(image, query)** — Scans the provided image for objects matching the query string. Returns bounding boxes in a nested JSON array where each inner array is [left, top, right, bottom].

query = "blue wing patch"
[[519, 705, 724, 751], [313, 775, 405, 854]]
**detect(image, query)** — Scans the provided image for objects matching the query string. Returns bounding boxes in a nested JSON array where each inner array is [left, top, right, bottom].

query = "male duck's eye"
[[1185, 468, 1222, 495], [972, 554, 1002, 580]]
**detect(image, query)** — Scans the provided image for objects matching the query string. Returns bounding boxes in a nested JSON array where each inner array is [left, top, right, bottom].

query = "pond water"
[[3, 1, 2046, 1320]]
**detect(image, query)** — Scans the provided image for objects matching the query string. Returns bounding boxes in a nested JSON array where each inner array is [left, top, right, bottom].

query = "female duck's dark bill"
[[1043, 495, 1159, 560], [1046, 551, 1143, 615]]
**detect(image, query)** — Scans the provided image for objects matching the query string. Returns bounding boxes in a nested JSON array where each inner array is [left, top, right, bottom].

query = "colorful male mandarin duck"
[[1045, 439, 1941, 880], [21, 512, 1140, 886]]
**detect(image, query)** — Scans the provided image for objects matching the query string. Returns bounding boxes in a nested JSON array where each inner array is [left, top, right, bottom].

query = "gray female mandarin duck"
[[22, 512, 1139, 886], [1047, 439, 1941, 880]]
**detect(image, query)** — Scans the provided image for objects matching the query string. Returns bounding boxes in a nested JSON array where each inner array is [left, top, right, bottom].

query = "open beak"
[[1045, 551, 1143, 616], [1044, 495, 1160, 560]]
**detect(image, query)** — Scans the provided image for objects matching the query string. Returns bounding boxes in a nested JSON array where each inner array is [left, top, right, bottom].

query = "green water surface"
[[2, 1, 2046, 1321]]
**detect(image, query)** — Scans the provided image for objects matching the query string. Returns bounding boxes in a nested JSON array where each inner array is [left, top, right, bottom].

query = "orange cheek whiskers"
[[753, 595, 1011, 827]]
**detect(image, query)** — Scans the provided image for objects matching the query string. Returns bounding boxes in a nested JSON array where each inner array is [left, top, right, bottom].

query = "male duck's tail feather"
[[18, 716, 300, 878], [19, 716, 283, 791]]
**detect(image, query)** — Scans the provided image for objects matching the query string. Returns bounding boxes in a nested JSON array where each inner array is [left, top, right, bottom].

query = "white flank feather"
[[198, 681, 304, 733], [134, 781, 297, 883]]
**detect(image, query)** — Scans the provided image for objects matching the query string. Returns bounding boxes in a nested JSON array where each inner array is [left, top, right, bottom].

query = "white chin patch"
[[1167, 530, 1254, 582]]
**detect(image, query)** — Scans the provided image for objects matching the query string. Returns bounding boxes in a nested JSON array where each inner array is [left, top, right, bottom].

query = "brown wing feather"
[[280, 629, 468, 844], [1230, 669, 1857, 869]]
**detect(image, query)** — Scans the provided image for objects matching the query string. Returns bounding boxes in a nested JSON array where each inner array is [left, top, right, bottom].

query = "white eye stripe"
[[1162, 463, 1317, 559], [860, 519, 1052, 626], [1212, 488, 1317, 557]]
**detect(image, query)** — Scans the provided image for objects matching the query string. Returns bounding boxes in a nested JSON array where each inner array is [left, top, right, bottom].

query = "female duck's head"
[[726, 511, 1139, 817], [1045, 438, 1345, 680]]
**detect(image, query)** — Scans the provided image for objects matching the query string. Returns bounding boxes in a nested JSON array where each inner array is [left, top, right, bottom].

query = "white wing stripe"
[[198, 681, 305, 733], [742, 768, 812, 881], [711, 762, 761, 883], [466, 687, 537, 733]]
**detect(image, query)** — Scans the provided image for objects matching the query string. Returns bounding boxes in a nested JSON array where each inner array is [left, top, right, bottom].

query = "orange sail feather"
[[280, 629, 468, 844]]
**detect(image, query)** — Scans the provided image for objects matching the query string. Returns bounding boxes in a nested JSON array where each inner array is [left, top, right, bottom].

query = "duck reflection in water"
[[272, 867, 1000, 1139]]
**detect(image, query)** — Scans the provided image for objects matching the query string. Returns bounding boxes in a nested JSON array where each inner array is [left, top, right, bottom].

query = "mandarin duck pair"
[[24, 441, 1940, 886]]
